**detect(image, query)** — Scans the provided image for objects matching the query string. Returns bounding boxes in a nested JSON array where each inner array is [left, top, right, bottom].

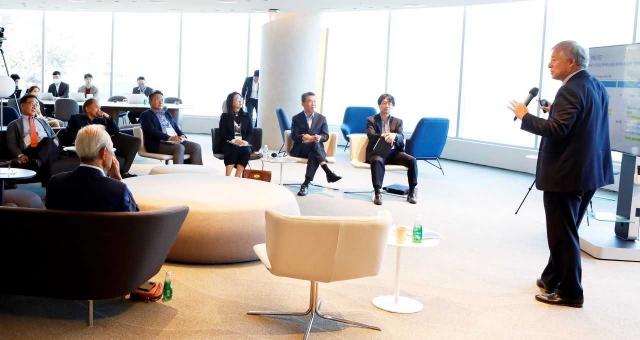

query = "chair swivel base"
[[343, 188, 407, 198], [283, 182, 340, 191], [248, 281, 380, 340]]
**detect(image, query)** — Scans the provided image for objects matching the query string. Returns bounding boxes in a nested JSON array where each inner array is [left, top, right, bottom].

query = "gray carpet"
[[1, 134, 638, 340]]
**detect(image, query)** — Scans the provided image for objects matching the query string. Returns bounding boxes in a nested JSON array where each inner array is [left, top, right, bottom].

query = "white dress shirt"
[[21, 115, 48, 149]]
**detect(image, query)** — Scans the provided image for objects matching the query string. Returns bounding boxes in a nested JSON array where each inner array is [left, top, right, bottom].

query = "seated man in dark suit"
[[366, 94, 418, 205], [47, 70, 70, 99], [128, 76, 154, 123], [66, 98, 141, 178], [6, 94, 62, 186], [290, 92, 341, 196], [46, 125, 139, 212], [140, 90, 202, 165]]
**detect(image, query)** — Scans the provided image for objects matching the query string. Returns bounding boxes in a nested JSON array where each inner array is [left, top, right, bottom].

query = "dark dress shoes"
[[536, 278, 554, 294], [298, 185, 308, 196], [535, 293, 583, 308], [326, 172, 342, 183], [407, 192, 418, 204], [373, 193, 383, 205]]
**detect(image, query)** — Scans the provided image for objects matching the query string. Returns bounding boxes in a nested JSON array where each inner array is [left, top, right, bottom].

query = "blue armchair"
[[1, 107, 20, 127], [340, 107, 377, 151], [405, 118, 449, 175], [275, 107, 291, 153]]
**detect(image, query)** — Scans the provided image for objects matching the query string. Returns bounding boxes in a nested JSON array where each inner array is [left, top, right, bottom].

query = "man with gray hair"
[[46, 125, 139, 212], [508, 40, 613, 308]]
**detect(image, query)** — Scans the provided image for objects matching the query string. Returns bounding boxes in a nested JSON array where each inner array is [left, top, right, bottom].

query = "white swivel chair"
[[133, 126, 191, 165], [283, 129, 338, 189], [249, 209, 392, 340], [345, 133, 408, 196]]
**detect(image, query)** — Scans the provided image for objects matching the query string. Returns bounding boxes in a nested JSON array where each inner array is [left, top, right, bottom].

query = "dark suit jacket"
[[289, 111, 329, 156], [5, 116, 58, 158], [132, 86, 154, 96], [219, 111, 253, 144], [241, 77, 258, 100], [365, 114, 405, 161], [46, 166, 139, 212], [521, 69, 614, 192], [66, 114, 120, 141], [47, 82, 70, 98], [140, 109, 184, 153]]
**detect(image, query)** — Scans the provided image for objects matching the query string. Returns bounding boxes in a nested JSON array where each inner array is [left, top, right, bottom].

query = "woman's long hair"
[[225, 92, 245, 116]]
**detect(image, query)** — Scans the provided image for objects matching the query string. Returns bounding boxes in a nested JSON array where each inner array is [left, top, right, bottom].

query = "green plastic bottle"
[[163, 271, 173, 301], [412, 215, 423, 243], [143, 97, 149, 106]]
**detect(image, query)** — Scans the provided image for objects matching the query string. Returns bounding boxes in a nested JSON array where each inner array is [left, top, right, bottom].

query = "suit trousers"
[[19, 137, 61, 185], [222, 143, 251, 168], [112, 133, 141, 174], [127, 111, 142, 124], [369, 150, 418, 188], [157, 140, 203, 165], [290, 141, 326, 180], [540, 189, 595, 299], [246, 98, 258, 127]]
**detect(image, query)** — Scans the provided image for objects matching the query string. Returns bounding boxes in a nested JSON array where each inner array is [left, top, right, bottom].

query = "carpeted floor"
[[1, 134, 638, 340]]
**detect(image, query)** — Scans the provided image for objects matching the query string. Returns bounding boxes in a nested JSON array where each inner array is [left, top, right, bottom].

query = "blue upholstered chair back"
[[340, 107, 377, 143], [406, 118, 449, 159], [275, 107, 291, 141], [1, 107, 20, 126]]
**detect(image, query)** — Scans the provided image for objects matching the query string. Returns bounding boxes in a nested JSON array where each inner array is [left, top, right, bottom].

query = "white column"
[[258, 13, 328, 150]]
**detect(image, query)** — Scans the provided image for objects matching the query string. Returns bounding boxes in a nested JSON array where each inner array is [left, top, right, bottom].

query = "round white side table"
[[372, 234, 440, 314]]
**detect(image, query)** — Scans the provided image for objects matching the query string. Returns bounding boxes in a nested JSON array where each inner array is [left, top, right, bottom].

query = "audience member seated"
[[366, 94, 418, 205], [46, 125, 139, 212], [219, 91, 253, 177], [9, 74, 20, 98], [6, 94, 62, 186], [26, 86, 61, 128], [140, 90, 202, 165], [290, 92, 341, 196], [77, 73, 99, 99], [47, 70, 70, 99], [128, 76, 154, 123], [67, 98, 140, 178]]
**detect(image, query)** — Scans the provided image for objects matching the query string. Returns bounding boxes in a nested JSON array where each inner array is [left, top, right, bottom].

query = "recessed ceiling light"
[[148, 0, 167, 4], [405, 4, 425, 8], [218, 0, 238, 3], [68, 0, 86, 3]]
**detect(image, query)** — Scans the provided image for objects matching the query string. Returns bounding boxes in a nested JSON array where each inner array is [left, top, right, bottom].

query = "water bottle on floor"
[[412, 215, 423, 243], [163, 271, 173, 301]]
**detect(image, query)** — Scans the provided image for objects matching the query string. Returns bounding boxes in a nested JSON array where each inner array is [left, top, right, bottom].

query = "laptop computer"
[[127, 94, 147, 104], [39, 92, 54, 101], [70, 92, 86, 102]]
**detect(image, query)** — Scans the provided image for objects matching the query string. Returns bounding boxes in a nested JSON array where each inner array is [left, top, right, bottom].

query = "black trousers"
[[127, 111, 142, 124], [290, 141, 326, 180], [18, 137, 61, 185], [112, 133, 141, 174], [540, 189, 595, 300], [222, 143, 251, 168], [369, 150, 418, 188], [246, 98, 258, 127]]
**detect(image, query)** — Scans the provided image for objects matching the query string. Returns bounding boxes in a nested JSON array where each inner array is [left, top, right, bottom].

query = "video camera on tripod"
[[0, 27, 5, 47]]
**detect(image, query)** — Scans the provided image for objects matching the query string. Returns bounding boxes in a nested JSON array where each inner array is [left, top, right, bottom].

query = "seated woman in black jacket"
[[219, 92, 253, 177]]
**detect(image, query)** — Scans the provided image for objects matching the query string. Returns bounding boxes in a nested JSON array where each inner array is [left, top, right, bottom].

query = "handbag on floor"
[[130, 282, 163, 302], [242, 169, 272, 182]]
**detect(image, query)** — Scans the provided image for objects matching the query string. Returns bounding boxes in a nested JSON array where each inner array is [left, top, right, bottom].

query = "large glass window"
[[459, 1, 545, 147], [43, 11, 112, 99], [112, 13, 180, 98], [248, 13, 270, 75], [0, 10, 43, 91], [180, 13, 249, 116], [321, 11, 389, 124], [387, 7, 464, 134]]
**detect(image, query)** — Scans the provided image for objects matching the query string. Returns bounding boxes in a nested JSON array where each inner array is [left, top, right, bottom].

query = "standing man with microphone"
[[508, 40, 613, 308]]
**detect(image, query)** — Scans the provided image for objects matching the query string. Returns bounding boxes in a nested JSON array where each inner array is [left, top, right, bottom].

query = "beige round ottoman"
[[149, 164, 222, 176], [124, 174, 300, 263]]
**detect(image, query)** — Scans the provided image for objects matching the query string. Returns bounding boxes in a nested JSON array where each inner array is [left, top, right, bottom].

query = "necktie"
[[29, 117, 39, 147]]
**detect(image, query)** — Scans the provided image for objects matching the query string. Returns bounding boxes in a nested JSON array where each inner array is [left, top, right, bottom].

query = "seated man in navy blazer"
[[46, 125, 139, 212], [139, 90, 203, 165], [66, 98, 141, 178], [47, 71, 70, 99], [290, 92, 341, 196]]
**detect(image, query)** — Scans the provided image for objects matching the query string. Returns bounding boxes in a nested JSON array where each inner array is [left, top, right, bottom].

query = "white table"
[[0, 168, 37, 205], [372, 233, 440, 314], [261, 156, 299, 185]]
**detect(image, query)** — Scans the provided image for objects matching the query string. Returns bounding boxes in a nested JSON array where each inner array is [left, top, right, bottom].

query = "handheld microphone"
[[513, 87, 539, 121]]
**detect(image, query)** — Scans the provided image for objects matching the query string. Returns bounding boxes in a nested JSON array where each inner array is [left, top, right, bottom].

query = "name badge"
[[166, 127, 178, 137]]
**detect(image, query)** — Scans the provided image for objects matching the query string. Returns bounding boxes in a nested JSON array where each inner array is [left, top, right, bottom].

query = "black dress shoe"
[[536, 278, 554, 294], [373, 193, 383, 205], [407, 192, 418, 204], [326, 172, 342, 183], [121, 173, 138, 179], [298, 185, 308, 196], [535, 293, 583, 308]]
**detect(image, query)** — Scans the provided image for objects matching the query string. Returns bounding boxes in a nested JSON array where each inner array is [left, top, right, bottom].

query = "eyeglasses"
[[24, 102, 38, 107]]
